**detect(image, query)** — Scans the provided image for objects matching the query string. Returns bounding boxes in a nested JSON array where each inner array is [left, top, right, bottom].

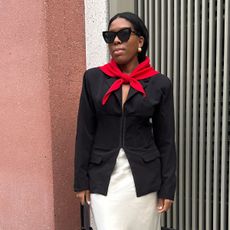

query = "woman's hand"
[[75, 190, 90, 205], [157, 198, 173, 213]]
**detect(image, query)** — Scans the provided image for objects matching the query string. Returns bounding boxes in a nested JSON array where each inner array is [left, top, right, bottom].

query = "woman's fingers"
[[162, 199, 173, 212], [85, 190, 90, 205], [79, 192, 86, 205], [80, 194, 85, 205], [157, 198, 173, 213], [76, 190, 90, 205], [75, 191, 85, 205], [157, 198, 164, 212]]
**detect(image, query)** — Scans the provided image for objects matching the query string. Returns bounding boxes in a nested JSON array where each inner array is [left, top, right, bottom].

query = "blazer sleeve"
[[74, 72, 97, 192], [152, 78, 176, 200]]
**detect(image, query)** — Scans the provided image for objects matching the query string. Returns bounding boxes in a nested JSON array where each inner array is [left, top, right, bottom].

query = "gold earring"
[[138, 47, 142, 53]]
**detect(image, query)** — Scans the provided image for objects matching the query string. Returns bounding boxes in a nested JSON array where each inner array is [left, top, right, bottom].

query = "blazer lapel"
[[104, 77, 150, 105], [126, 79, 149, 102], [104, 77, 122, 105]]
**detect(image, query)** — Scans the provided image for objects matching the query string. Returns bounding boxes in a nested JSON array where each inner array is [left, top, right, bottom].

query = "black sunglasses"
[[102, 28, 139, 44]]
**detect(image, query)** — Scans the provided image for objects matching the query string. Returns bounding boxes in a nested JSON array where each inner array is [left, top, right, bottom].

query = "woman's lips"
[[113, 48, 125, 55]]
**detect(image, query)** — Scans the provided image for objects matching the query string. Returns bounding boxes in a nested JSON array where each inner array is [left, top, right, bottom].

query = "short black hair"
[[108, 12, 149, 63]]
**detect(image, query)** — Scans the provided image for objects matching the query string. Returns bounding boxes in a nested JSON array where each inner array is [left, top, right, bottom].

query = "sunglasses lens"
[[103, 31, 116, 43], [117, 28, 131, 42], [102, 28, 133, 43]]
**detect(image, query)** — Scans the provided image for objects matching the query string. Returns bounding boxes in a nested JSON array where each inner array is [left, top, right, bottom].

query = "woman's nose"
[[113, 35, 121, 45]]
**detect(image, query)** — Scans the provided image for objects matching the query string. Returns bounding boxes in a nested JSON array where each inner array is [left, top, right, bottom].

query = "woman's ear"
[[138, 36, 144, 48]]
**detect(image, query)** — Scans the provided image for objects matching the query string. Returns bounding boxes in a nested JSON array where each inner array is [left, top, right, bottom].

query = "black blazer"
[[74, 67, 176, 200]]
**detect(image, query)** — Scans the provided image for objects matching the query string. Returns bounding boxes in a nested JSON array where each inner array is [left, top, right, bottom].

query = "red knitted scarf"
[[99, 57, 159, 105]]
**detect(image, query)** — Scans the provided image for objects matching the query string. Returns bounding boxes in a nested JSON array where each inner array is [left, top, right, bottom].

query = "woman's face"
[[108, 18, 144, 65]]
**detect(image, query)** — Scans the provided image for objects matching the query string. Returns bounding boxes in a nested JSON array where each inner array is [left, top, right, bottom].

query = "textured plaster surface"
[[84, 0, 109, 229], [0, 0, 54, 229], [84, 0, 109, 69], [0, 0, 86, 229], [46, 0, 86, 229]]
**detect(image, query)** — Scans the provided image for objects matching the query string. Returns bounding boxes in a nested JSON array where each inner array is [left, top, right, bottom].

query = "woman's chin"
[[112, 56, 129, 65]]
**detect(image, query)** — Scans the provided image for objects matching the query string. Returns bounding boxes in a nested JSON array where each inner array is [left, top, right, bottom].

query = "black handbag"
[[80, 204, 93, 230]]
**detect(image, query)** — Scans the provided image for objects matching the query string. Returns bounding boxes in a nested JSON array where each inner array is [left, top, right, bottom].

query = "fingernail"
[[87, 201, 91, 205], [158, 206, 162, 209]]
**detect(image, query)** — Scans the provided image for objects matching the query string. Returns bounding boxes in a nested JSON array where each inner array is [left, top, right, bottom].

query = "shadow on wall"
[[46, 0, 86, 229]]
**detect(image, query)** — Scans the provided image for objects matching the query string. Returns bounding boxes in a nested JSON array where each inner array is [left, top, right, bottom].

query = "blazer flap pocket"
[[141, 151, 160, 162], [90, 154, 103, 164]]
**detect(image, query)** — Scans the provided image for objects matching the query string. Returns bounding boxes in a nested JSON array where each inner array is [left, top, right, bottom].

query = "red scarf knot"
[[123, 77, 131, 84], [99, 57, 159, 105]]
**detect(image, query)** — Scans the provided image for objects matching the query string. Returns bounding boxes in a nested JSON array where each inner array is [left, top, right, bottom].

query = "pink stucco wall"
[[0, 0, 85, 229], [46, 0, 85, 229]]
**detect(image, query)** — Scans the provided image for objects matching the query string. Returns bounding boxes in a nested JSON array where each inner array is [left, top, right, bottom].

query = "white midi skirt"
[[90, 148, 161, 230]]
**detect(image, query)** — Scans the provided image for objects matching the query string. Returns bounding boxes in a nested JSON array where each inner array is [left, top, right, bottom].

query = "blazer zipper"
[[120, 105, 126, 148]]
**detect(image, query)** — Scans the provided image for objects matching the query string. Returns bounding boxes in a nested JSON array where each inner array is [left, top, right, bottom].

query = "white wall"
[[84, 1, 109, 228], [84, 0, 109, 69]]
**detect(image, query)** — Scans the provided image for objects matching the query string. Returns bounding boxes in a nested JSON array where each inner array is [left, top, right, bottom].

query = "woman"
[[74, 12, 176, 230]]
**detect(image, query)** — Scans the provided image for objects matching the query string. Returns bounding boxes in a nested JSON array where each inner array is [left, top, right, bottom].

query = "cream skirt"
[[90, 148, 161, 230]]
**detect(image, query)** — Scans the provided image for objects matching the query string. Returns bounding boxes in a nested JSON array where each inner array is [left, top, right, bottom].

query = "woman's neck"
[[118, 58, 139, 74]]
